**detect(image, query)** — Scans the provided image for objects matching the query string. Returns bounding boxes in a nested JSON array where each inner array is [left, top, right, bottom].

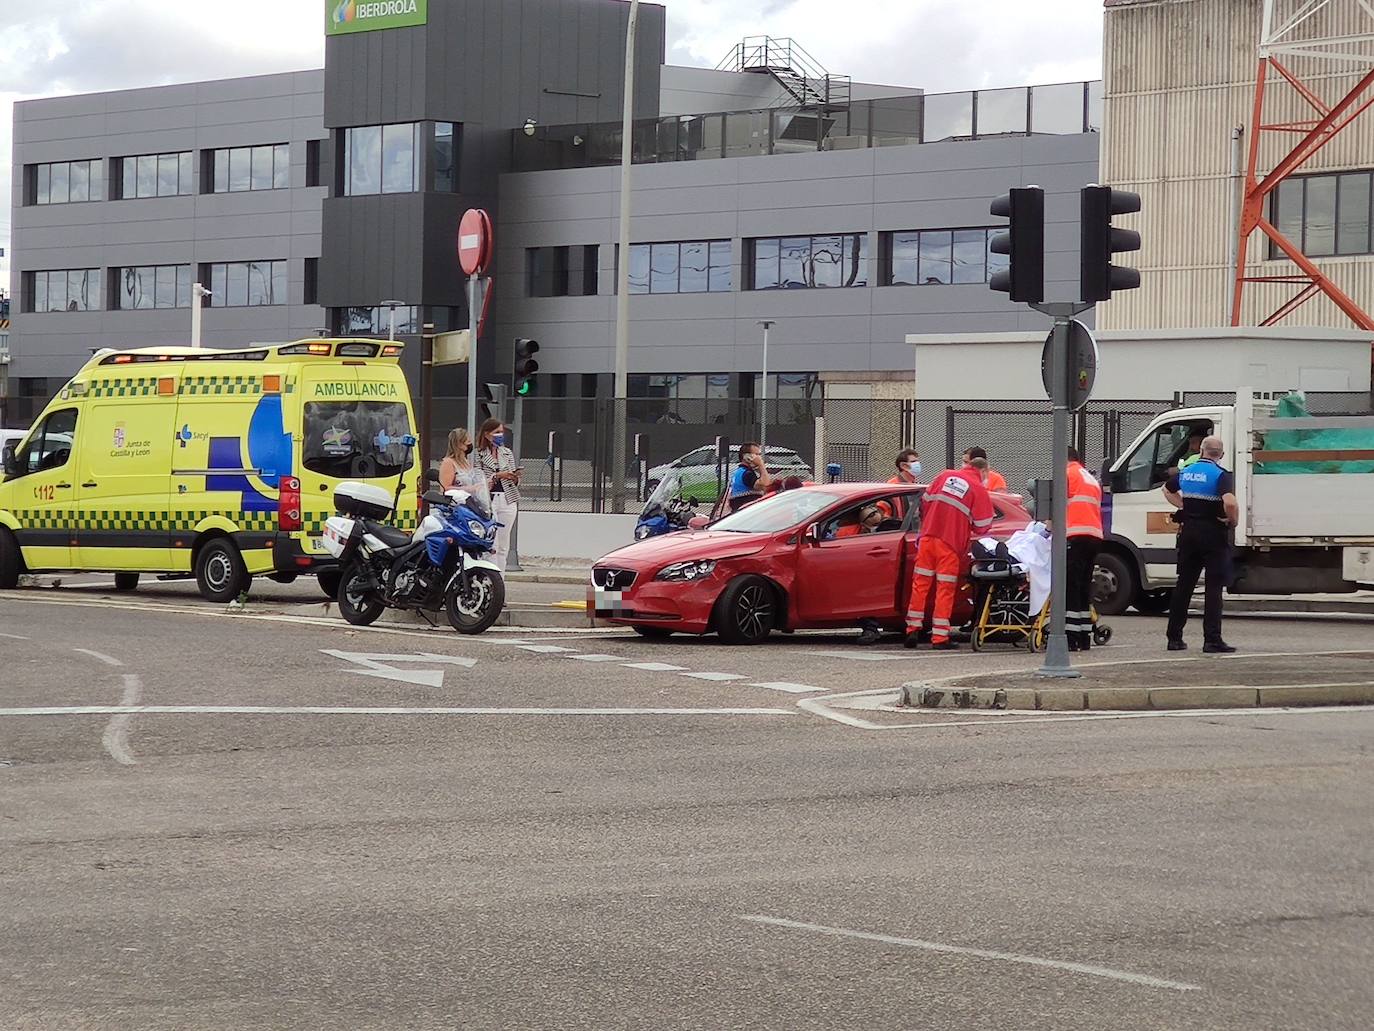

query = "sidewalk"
[[901, 651, 1374, 712]]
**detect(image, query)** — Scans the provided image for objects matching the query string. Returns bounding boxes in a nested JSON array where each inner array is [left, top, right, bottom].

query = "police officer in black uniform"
[[1162, 435, 1239, 653]]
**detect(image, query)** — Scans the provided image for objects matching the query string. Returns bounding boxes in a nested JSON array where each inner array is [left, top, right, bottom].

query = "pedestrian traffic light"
[[481, 382, 506, 422], [988, 186, 1045, 304], [513, 337, 540, 396], [1080, 184, 1142, 302]]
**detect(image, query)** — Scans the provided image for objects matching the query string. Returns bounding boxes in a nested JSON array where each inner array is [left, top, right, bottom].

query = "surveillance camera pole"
[[189, 283, 212, 349], [610, 0, 640, 514], [757, 320, 775, 450]]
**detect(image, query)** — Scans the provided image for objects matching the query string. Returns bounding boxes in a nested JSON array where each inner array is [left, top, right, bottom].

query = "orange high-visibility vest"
[[1066, 461, 1103, 539]]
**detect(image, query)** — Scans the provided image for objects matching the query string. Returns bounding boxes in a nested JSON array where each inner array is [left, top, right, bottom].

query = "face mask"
[[464, 444, 473, 456], [491, 433, 505, 446], [907, 460, 922, 478]]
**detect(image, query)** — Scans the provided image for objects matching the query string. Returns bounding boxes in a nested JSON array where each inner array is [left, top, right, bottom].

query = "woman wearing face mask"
[[438, 428, 489, 507], [475, 417, 521, 571]]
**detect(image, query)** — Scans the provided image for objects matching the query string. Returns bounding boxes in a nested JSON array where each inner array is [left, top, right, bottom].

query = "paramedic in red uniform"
[[904, 461, 994, 650], [1065, 447, 1105, 651]]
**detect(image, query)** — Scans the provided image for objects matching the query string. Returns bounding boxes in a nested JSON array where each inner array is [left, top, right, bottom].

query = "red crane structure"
[[1232, 0, 1374, 330]]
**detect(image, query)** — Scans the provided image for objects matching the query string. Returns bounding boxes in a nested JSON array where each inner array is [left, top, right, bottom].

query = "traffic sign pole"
[[458, 209, 494, 446], [466, 275, 479, 444], [1031, 301, 1093, 679]]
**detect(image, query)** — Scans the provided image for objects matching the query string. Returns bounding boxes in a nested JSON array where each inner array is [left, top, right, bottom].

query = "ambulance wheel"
[[196, 539, 249, 604], [113, 573, 139, 592], [0, 529, 21, 589], [1092, 551, 1137, 616], [338, 562, 385, 627], [316, 570, 342, 599]]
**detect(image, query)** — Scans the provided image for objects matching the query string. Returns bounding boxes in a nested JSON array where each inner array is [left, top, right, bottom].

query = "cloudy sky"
[[0, 0, 1104, 294]]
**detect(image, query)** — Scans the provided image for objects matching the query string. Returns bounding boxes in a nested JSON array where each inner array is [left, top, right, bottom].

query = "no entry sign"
[[458, 208, 493, 277]]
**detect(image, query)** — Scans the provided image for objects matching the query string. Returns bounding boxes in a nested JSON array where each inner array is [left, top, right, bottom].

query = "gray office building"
[[5, 0, 1101, 428]]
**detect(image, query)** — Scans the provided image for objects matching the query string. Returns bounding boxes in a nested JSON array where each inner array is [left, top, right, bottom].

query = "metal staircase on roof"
[[716, 36, 852, 112]]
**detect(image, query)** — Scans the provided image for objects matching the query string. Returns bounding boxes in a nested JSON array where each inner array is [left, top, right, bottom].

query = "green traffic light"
[[518, 380, 531, 395]]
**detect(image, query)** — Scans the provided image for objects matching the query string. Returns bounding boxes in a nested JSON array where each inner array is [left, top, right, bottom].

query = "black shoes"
[[932, 640, 959, 651], [1167, 639, 1188, 651], [904, 632, 922, 649], [856, 627, 882, 646], [1203, 640, 1237, 654]]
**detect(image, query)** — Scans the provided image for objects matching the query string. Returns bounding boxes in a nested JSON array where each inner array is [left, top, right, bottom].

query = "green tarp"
[[1256, 393, 1374, 475]]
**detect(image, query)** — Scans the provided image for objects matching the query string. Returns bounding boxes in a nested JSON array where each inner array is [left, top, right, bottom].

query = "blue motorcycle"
[[634, 472, 698, 541]]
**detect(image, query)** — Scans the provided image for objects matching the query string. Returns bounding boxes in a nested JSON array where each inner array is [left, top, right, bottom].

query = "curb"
[[277, 603, 595, 629], [901, 679, 1374, 712], [504, 570, 588, 585]]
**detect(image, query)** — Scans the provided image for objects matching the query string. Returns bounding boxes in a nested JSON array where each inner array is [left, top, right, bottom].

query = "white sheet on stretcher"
[[993, 524, 1052, 616]]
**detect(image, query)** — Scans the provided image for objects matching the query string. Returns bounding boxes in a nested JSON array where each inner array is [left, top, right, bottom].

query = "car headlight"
[[655, 559, 716, 582], [468, 520, 486, 536]]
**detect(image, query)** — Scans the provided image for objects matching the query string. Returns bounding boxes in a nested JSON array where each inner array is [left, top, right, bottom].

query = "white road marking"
[[740, 915, 1201, 992], [749, 682, 824, 694], [802, 650, 913, 662], [0, 632, 30, 640], [320, 649, 477, 688], [567, 654, 625, 662], [622, 661, 689, 672], [518, 644, 579, 654], [681, 671, 749, 682], [73, 648, 123, 668], [100, 674, 142, 766], [0, 705, 795, 718]]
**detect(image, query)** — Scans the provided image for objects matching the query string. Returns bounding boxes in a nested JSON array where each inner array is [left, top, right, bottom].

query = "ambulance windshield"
[[303, 401, 415, 480]]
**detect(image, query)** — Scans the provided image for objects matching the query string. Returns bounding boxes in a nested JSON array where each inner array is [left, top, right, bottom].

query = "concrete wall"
[[488, 131, 1099, 380], [1100, 0, 1374, 332], [903, 326, 1374, 400], [519, 510, 638, 560], [9, 72, 329, 382]]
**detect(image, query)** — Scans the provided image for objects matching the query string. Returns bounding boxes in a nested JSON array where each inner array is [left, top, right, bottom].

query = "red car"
[[588, 483, 1032, 644]]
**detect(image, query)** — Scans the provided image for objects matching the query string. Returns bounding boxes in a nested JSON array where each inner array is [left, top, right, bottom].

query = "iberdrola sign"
[[326, 0, 427, 35]]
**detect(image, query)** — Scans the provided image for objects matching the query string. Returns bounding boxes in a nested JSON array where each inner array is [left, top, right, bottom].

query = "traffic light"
[[988, 186, 1045, 304], [513, 337, 540, 396], [480, 382, 507, 422], [1080, 184, 1142, 302]]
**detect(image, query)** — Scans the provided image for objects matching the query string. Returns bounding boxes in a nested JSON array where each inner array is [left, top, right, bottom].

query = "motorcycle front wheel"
[[446, 567, 506, 635], [337, 561, 386, 626]]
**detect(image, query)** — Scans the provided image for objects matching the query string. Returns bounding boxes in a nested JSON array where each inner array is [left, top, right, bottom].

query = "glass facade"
[[32, 160, 102, 204], [343, 123, 421, 195], [434, 122, 457, 192], [750, 234, 868, 289], [513, 81, 1101, 172], [115, 265, 192, 309], [338, 305, 419, 336], [626, 241, 732, 294], [212, 144, 290, 192], [528, 246, 600, 297], [27, 269, 101, 312], [1270, 170, 1374, 258], [119, 151, 193, 198], [883, 228, 1009, 286], [207, 260, 288, 307]]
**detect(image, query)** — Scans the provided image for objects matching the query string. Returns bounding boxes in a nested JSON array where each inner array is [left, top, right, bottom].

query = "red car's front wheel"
[[714, 575, 777, 645]]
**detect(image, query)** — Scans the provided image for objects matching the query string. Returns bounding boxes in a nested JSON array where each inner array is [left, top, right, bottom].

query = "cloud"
[[0, 0, 1103, 294]]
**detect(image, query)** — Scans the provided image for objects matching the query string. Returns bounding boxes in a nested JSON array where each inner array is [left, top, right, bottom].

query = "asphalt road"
[[1, 585, 1371, 1030]]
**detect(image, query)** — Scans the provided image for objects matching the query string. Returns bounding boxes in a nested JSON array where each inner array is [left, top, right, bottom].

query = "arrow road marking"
[[320, 650, 478, 688]]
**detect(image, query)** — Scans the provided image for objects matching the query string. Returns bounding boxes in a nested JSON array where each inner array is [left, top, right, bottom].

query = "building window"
[[206, 261, 288, 307], [337, 305, 419, 336], [1270, 170, 1374, 258], [881, 227, 1008, 286], [343, 123, 420, 196], [434, 122, 457, 192], [211, 144, 290, 192], [25, 269, 101, 312], [306, 140, 323, 188], [114, 265, 192, 309], [749, 234, 868, 289], [304, 258, 319, 306], [31, 160, 103, 205], [117, 151, 193, 199], [527, 245, 599, 297], [625, 241, 732, 294]]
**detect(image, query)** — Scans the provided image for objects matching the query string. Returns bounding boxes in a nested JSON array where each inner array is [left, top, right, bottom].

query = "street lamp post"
[[757, 320, 775, 450], [610, 0, 640, 513], [381, 299, 405, 342], [189, 282, 212, 349]]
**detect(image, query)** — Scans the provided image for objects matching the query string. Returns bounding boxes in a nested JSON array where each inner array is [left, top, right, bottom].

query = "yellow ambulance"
[[0, 339, 419, 602]]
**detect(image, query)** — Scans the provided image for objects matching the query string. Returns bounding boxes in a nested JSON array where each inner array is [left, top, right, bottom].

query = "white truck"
[[1095, 391, 1374, 614]]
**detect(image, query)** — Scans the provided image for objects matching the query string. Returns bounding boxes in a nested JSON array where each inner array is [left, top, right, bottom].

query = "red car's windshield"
[[709, 488, 848, 533]]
